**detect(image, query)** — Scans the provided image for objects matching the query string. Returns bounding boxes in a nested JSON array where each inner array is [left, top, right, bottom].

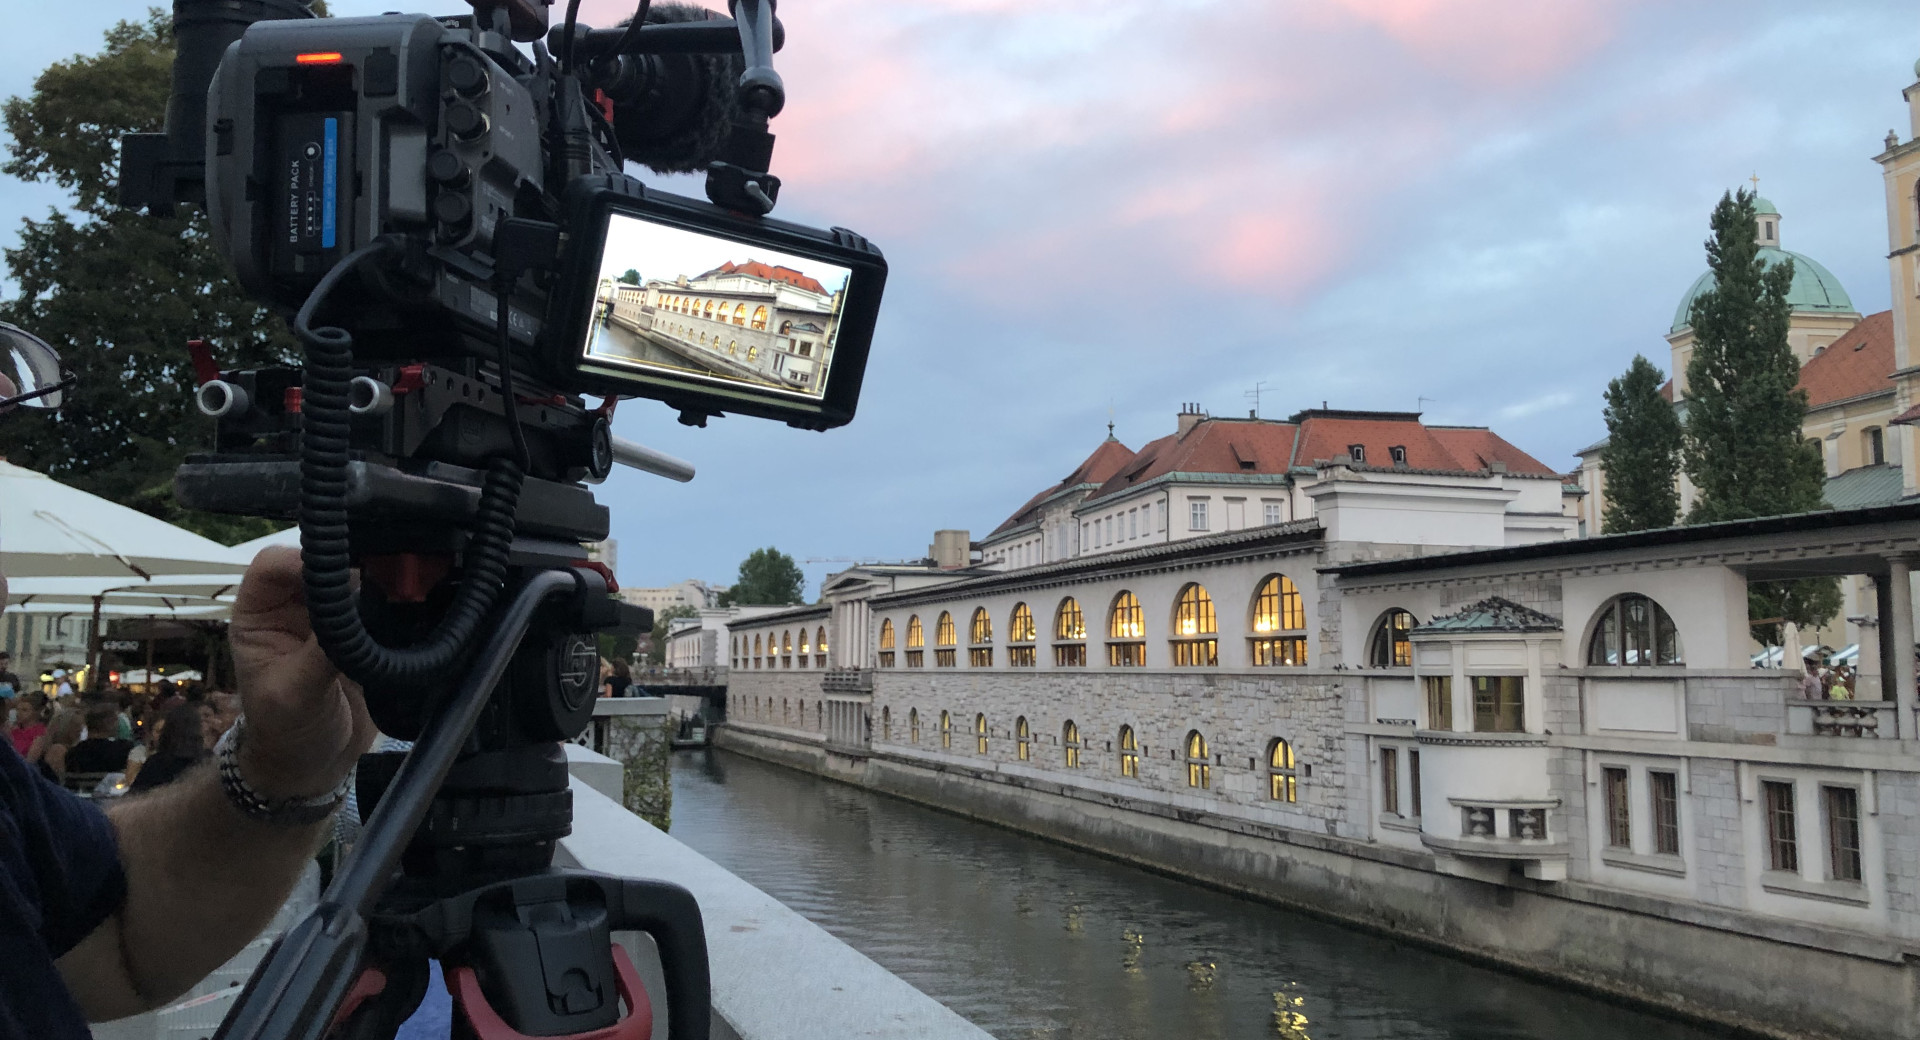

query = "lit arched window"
[[779, 320, 793, 335], [751, 305, 769, 330], [782, 630, 793, 669], [1008, 602, 1037, 666], [816, 626, 828, 666], [1016, 716, 1030, 760], [733, 302, 748, 325], [799, 629, 811, 655], [970, 607, 993, 644], [1170, 583, 1218, 666], [968, 607, 993, 666], [1118, 725, 1139, 778], [975, 713, 989, 754], [940, 710, 952, 748], [1053, 597, 1087, 667], [881, 706, 891, 741], [1250, 574, 1307, 666], [909, 708, 920, 743], [1063, 720, 1081, 767], [1369, 609, 1416, 668], [1185, 730, 1211, 789], [1108, 591, 1145, 666], [879, 618, 897, 668], [1587, 594, 1683, 666], [703, 300, 715, 319], [1267, 739, 1297, 802], [905, 615, 925, 668], [698, 331, 708, 344], [934, 611, 957, 667], [743, 343, 755, 361]]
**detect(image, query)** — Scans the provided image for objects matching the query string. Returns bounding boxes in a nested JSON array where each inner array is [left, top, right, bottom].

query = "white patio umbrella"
[[228, 526, 300, 562], [0, 461, 249, 579]]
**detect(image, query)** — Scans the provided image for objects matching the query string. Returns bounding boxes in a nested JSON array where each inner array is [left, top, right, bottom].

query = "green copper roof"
[[1752, 195, 1780, 216], [1670, 246, 1855, 333], [1413, 596, 1561, 634]]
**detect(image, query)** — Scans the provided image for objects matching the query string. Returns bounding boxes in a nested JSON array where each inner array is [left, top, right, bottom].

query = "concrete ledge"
[[557, 776, 990, 1040], [563, 742, 625, 803], [594, 695, 670, 717]]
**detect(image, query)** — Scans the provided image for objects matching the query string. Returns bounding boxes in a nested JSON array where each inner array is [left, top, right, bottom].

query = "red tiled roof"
[[990, 437, 1136, 536], [706, 260, 828, 296], [1799, 311, 1893, 410], [1084, 412, 1559, 504], [1088, 420, 1301, 503]]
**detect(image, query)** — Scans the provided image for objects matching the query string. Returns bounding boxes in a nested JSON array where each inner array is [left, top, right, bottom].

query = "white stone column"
[[1888, 557, 1918, 739]]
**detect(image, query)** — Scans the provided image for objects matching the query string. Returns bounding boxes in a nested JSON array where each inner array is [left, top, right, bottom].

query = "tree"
[[618, 268, 641, 285], [1599, 355, 1682, 533], [1679, 188, 1838, 632], [645, 605, 698, 665], [0, 13, 294, 543], [718, 547, 804, 606]]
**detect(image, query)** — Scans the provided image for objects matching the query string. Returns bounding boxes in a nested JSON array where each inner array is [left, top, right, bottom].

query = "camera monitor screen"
[[556, 180, 884, 430], [583, 214, 850, 402]]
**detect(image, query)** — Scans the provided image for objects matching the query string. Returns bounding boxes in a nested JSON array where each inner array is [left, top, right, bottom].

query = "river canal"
[[668, 749, 1724, 1040]]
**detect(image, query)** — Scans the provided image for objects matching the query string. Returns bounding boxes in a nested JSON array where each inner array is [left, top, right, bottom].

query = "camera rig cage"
[[114, 0, 887, 1037]]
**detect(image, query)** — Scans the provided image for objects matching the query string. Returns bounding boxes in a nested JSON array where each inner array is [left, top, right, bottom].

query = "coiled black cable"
[[293, 239, 527, 689]]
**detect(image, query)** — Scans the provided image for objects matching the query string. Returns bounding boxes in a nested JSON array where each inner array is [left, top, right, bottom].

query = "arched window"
[[751, 305, 769, 330], [934, 612, 957, 667], [798, 699, 805, 725], [975, 713, 989, 754], [743, 343, 755, 361], [698, 331, 708, 344], [1170, 583, 1218, 666], [1250, 574, 1307, 666], [1587, 594, 1683, 666], [1008, 603, 1037, 666], [703, 300, 715, 319], [969, 607, 994, 666], [799, 629, 811, 658], [940, 710, 952, 749], [1185, 731, 1211, 789], [816, 702, 823, 729], [731, 636, 738, 667], [1063, 720, 1081, 768], [816, 626, 828, 666], [1053, 597, 1087, 666], [882, 706, 891, 741], [753, 634, 762, 669], [1016, 716, 1031, 760], [782, 698, 790, 723], [1108, 591, 1145, 666], [909, 708, 921, 743], [1369, 609, 1416, 668], [779, 319, 794, 335], [879, 618, 897, 668], [782, 630, 793, 669], [1118, 725, 1139, 778], [1267, 739, 1297, 802], [733, 302, 748, 325], [905, 615, 925, 668]]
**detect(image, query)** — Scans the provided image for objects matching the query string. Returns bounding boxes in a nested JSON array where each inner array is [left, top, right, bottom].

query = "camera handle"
[[212, 567, 711, 1040], [705, 0, 783, 215]]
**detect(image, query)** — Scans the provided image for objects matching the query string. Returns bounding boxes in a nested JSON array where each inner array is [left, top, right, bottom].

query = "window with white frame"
[[1263, 501, 1283, 526], [1189, 499, 1208, 531]]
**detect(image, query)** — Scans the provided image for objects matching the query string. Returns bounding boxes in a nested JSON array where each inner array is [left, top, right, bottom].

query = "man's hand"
[[227, 546, 375, 802]]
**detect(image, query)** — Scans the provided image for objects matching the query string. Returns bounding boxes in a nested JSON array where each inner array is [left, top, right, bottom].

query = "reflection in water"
[[668, 750, 1722, 1040]]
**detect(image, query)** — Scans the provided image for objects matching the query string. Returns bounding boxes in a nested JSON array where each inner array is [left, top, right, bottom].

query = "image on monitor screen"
[[581, 212, 853, 401]]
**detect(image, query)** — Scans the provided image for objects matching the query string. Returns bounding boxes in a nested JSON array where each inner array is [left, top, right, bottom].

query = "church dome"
[[1669, 246, 1854, 333]]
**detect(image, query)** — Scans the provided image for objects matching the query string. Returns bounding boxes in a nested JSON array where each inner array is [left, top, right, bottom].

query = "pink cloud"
[[583, 0, 1639, 310]]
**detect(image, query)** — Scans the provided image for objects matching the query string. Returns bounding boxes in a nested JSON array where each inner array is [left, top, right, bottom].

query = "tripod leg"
[[324, 957, 429, 1040]]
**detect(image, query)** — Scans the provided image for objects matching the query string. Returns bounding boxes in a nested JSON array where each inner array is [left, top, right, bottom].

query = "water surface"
[[669, 749, 1723, 1040]]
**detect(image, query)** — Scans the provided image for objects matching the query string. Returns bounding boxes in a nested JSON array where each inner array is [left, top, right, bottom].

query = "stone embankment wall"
[[715, 723, 1920, 1040]]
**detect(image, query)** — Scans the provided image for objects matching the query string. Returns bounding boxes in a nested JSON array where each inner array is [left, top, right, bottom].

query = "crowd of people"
[[1799, 659, 1862, 699], [0, 676, 240, 797]]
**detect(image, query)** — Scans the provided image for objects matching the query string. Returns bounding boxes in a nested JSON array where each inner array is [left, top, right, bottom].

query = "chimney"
[[1177, 401, 1206, 438], [931, 529, 971, 569]]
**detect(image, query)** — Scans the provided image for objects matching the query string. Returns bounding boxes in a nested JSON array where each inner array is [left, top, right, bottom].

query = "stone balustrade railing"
[[1784, 698, 1900, 739]]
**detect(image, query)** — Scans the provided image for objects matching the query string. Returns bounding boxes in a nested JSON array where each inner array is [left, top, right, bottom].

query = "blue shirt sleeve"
[[1, 738, 127, 957]]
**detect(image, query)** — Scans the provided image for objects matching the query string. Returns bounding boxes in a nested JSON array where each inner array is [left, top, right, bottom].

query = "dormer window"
[[1348, 444, 1366, 464], [1389, 445, 1408, 466]]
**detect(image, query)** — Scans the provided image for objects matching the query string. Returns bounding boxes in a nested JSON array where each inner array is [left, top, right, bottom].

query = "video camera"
[[116, 1, 886, 1037]]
